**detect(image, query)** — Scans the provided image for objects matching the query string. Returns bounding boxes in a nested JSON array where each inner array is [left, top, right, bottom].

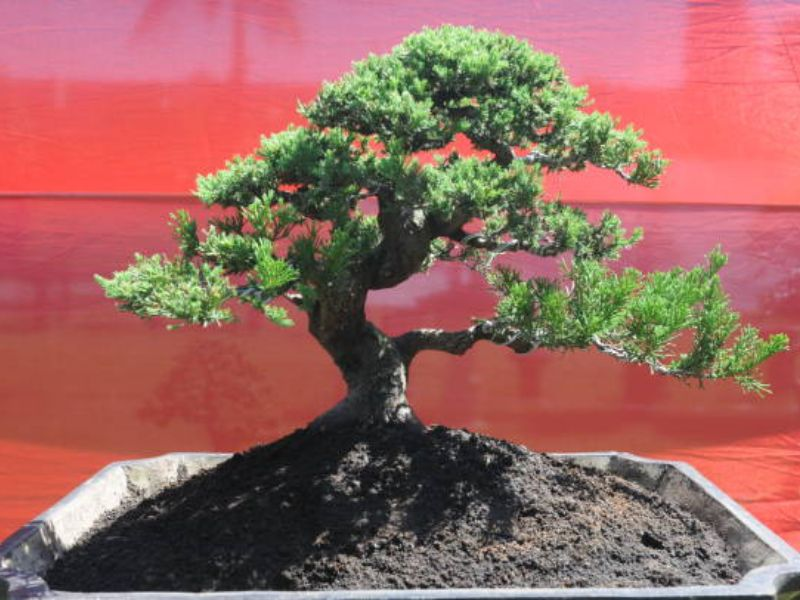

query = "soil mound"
[[47, 425, 741, 591]]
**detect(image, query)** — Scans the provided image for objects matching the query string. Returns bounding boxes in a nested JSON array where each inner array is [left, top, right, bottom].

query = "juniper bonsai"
[[97, 26, 788, 430]]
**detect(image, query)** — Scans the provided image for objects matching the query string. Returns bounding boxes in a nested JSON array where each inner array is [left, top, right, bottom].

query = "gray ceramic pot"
[[1, 452, 798, 600]]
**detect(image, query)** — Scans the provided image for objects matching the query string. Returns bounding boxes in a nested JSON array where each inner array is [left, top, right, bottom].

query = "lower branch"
[[592, 336, 688, 378], [395, 321, 539, 363], [395, 324, 488, 359]]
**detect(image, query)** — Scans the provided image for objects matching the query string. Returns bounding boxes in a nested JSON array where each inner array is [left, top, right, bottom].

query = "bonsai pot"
[[1, 451, 798, 600]]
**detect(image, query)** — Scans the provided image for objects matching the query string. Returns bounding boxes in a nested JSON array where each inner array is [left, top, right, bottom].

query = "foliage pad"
[[98, 25, 787, 399]]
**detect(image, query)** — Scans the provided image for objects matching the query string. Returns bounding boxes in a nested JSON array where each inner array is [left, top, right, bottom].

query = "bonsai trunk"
[[308, 297, 420, 431]]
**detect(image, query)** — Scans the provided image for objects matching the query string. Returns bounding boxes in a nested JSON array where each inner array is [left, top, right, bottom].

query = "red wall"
[[1, 1, 799, 549], [3, 1, 800, 204]]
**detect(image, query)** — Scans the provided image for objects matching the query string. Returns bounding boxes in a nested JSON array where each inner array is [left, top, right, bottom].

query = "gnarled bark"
[[308, 310, 545, 431], [395, 321, 540, 363], [308, 287, 420, 430], [370, 190, 436, 290]]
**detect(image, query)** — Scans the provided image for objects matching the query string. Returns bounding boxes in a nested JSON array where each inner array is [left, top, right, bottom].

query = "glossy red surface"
[[2, 0, 800, 204], [1, 199, 798, 547], [1, 0, 799, 553]]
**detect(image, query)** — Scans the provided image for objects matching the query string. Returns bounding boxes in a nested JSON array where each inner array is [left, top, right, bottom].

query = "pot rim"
[[2, 450, 798, 600]]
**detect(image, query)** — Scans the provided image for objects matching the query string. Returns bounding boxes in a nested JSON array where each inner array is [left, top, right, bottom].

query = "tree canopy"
[[98, 25, 788, 399]]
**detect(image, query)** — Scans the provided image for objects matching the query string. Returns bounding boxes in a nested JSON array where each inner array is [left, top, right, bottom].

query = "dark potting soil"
[[46, 425, 741, 592]]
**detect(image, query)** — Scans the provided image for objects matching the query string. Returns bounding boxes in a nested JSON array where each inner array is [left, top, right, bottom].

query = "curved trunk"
[[308, 295, 420, 430]]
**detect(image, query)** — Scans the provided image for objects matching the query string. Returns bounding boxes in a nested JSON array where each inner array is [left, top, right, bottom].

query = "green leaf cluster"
[[424, 157, 541, 221], [304, 24, 663, 181], [304, 26, 570, 153], [97, 25, 786, 394], [290, 217, 381, 292], [489, 250, 788, 394], [95, 254, 234, 326]]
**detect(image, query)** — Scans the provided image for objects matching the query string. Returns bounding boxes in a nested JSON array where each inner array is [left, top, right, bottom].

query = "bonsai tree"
[[97, 26, 788, 431]]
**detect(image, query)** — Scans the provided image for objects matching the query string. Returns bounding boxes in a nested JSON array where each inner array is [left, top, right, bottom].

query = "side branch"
[[522, 150, 637, 184], [448, 228, 563, 258], [284, 292, 305, 307], [395, 321, 539, 363], [451, 229, 526, 253], [592, 336, 692, 379], [237, 284, 305, 308]]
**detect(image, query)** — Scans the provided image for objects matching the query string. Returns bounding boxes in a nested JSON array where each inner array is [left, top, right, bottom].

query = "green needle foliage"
[[488, 249, 787, 394], [97, 25, 787, 399]]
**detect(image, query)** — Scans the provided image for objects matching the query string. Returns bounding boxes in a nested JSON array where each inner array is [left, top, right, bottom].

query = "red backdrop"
[[1, 1, 799, 549]]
